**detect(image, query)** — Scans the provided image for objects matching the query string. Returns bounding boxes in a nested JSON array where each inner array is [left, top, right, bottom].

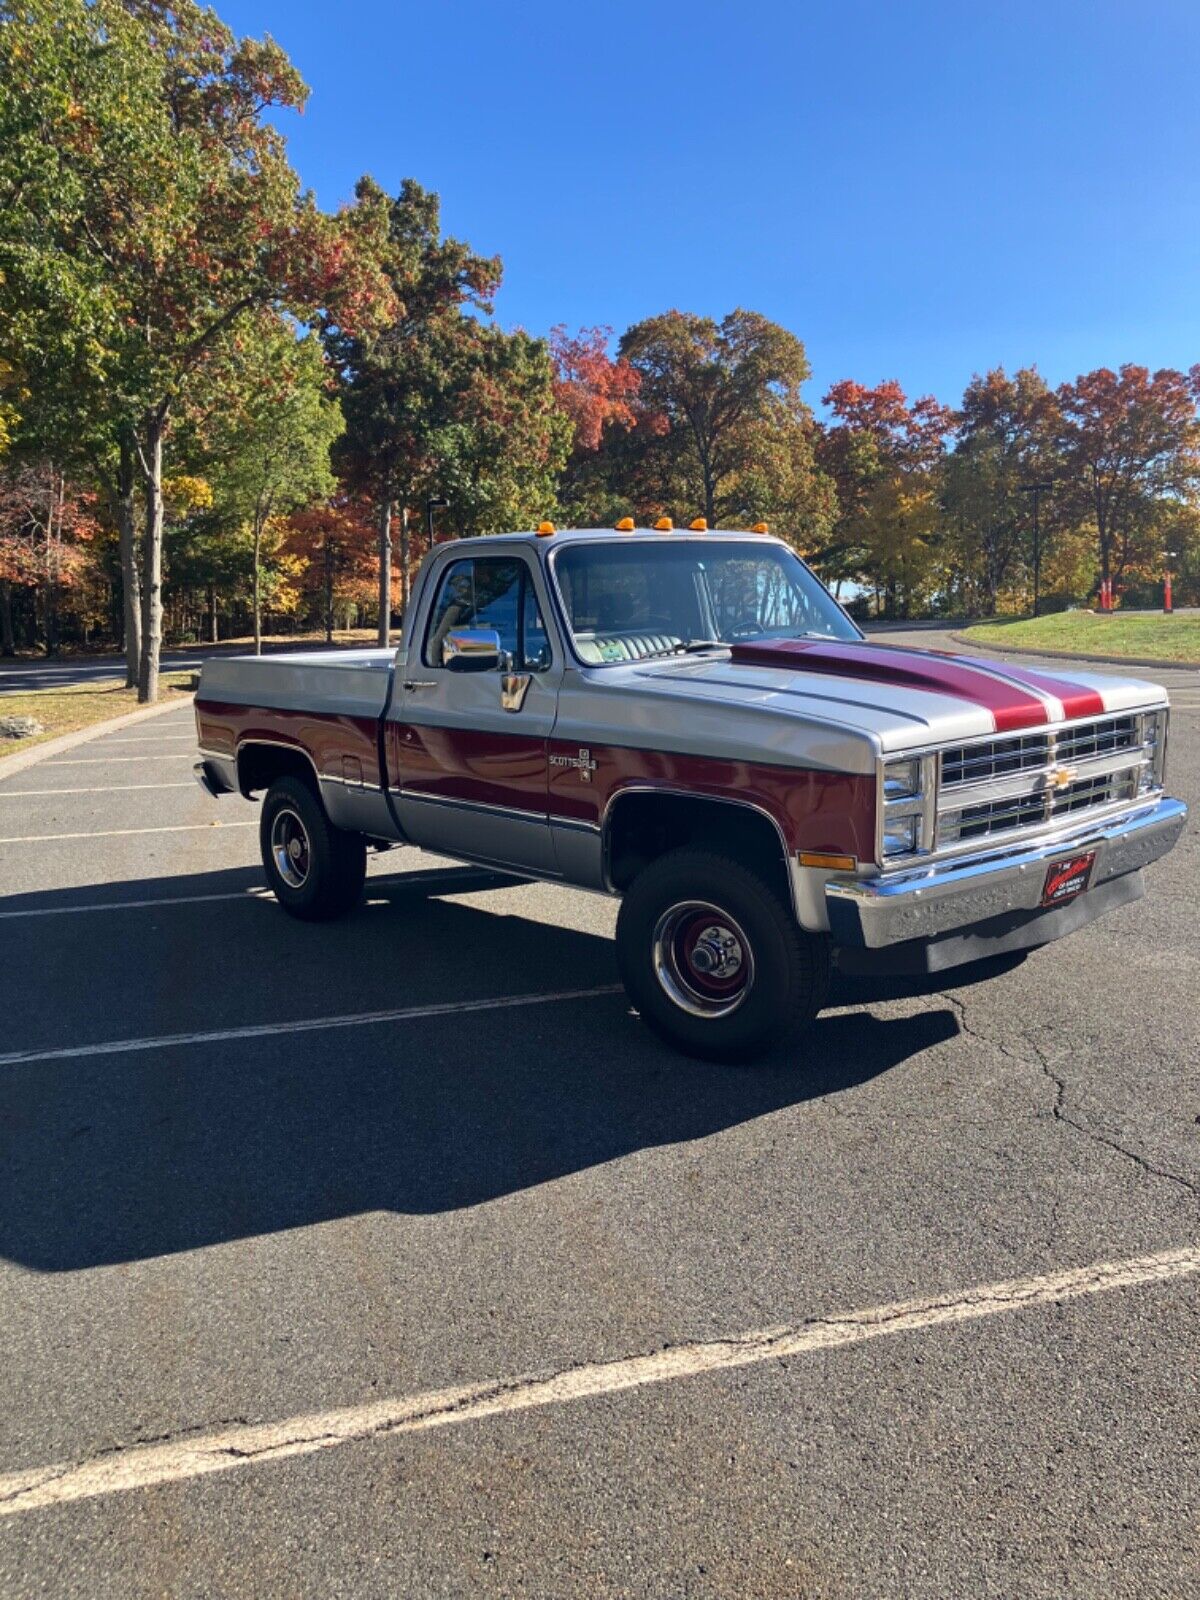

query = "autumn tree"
[[942, 368, 1062, 615], [0, 460, 99, 654], [819, 379, 954, 615], [618, 310, 815, 527], [282, 500, 379, 642], [0, 0, 390, 697], [1056, 364, 1200, 595], [329, 177, 501, 635]]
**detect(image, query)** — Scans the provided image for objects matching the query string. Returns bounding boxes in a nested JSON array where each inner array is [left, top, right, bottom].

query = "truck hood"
[[600, 637, 1167, 769]]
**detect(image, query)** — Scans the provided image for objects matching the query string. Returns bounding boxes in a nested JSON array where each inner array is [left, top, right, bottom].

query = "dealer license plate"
[[1041, 850, 1097, 907]]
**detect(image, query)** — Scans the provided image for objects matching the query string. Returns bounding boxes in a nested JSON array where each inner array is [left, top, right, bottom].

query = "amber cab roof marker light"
[[653, 516, 673, 531], [750, 521, 770, 534], [689, 517, 708, 531], [536, 521, 556, 537], [614, 517, 635, 532]]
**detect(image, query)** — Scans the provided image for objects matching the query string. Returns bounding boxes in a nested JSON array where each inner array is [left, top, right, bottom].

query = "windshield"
[[551, 539, 860, 665]]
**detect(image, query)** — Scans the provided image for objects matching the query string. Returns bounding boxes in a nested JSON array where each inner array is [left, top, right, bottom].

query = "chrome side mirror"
[[442, 627, 503, 672]]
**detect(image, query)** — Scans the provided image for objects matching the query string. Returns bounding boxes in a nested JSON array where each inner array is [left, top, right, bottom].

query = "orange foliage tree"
[[281, 501, 381, 641]]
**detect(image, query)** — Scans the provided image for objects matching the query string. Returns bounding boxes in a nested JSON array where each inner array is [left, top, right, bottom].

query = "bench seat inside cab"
[[573, 632, 683, 664]]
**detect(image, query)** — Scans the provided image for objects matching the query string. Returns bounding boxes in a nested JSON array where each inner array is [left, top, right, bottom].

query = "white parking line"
[[0, 784, 195, 797], [0, 868, 508, 920], [38, 755, 193, 765], [88, 735, 195, 745], [0, 821, 253, 845], [0, 889, 271, 920], [0, 985, 622, 1064], [0, 1243, 1193, 1517]]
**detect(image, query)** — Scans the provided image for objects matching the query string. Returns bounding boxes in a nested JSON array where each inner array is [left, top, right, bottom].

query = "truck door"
[[388, 549, 561, 873]]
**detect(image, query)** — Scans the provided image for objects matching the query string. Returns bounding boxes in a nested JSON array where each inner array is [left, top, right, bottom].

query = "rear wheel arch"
[[604, 789, 796, 914], [236, 739, 321, 801]]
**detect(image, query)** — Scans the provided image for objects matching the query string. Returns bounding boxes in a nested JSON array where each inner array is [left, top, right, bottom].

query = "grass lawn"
[[0, 674, 194, 751], [962, 611, 1200, 664]]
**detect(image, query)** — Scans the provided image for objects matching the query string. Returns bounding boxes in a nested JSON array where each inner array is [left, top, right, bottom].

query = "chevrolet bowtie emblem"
[[1047, 766, 1078, 792], [550, 747, 598, 782]]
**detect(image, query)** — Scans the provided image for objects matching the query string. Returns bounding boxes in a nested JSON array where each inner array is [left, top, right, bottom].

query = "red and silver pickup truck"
[[194, 526, 1187, 1060]]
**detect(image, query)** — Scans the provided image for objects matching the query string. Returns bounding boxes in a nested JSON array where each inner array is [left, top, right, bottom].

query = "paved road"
[[0, 641, 363, 695], [0, 652, 1197, 1597]]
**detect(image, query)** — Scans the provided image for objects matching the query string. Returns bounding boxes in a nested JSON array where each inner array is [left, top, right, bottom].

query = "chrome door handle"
[[403, 680, 437, 691]]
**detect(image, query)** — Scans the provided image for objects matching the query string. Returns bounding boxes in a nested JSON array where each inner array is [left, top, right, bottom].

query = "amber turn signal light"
[[797, 851, 856, 871]]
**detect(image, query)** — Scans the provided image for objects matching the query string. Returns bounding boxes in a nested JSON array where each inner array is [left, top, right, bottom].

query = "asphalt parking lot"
[[0, 638, 1197, 1599]]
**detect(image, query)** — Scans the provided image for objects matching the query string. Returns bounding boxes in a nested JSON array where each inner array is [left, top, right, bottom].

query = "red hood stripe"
[[952, 656, 1106, 721], [728, 639, 1051, 732]]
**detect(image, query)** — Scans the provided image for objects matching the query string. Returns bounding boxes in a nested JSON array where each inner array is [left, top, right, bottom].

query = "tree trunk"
[[137, 412, 166, 703], [324, 539, 334, 644], [253, 520, 263, 655], [703, 470, 716, 527], [116, 437, 142, 687], [377, 466, 393, 647], [0, 580, 14, 657], [208, 581, 218, 643]]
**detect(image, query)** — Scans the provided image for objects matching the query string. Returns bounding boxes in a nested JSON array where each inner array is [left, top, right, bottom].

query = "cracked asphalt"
[[0, 636, 1197, 1598]]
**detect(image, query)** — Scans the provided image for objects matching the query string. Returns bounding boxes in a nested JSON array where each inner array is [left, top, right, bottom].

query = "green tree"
[[943, 368, 1061, 615], [618, 310, 814, 527], [329, 177, 501, 636], [0, 0, 390, 697], [427, 327, 571, 541], [818, 380, 953, 616], [207, 327, 342, 653]]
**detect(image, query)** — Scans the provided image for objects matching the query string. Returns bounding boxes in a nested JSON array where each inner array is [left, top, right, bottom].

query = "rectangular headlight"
[[882, 813, 919, 857], [883, 758, 920, 801]]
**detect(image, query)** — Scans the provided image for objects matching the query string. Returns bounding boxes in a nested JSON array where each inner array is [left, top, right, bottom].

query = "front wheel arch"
[[616, 846, 830, 1062]]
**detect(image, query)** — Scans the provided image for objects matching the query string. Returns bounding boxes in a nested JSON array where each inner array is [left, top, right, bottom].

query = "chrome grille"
[[1055, 714, 1138, 764], [933, 712, 1159, 851], [941, 733, 1050, 788]]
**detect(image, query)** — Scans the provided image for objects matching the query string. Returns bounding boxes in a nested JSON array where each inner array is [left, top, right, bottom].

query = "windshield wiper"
[[635, 639, 725, 662]]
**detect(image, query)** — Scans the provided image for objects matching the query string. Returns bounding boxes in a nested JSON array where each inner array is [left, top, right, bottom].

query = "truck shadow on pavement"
[[1, 865, 967, 1273]]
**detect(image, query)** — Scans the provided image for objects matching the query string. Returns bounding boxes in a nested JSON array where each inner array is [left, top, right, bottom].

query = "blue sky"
[[220, 0, 1200, 408]]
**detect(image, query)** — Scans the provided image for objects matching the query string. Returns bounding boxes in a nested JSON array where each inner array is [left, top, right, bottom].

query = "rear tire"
[[260, 775, 366, 921], [616, 848, 830, 1062]]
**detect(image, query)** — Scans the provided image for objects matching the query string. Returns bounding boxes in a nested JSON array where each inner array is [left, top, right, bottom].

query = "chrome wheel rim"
[[652, 900, 755, 1019], [271, 807, 311, 889]]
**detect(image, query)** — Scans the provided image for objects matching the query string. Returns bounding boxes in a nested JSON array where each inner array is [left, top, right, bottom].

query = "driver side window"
[[424, 556, 552, 671]]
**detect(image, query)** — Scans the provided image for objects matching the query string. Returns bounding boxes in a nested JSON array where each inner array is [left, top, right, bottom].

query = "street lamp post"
[[1019, 481, 1053, 617]]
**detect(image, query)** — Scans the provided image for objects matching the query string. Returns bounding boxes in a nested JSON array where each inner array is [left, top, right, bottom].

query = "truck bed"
[[198, 649, 396, 722], [195, 650, 397, 801]]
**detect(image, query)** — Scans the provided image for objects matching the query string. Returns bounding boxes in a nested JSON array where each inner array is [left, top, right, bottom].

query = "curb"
[[950, 634, 1200, 673], [0, 692, 195, 782]]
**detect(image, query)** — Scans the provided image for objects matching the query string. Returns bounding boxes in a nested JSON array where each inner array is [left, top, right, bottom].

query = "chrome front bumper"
[[825, 796, 1188, 950]]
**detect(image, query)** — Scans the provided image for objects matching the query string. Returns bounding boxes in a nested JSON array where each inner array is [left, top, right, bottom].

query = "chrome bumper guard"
[[825, 796, 1188, 950]]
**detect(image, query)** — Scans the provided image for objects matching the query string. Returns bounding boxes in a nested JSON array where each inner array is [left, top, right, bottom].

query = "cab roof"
[[442, 527, 781, 550]]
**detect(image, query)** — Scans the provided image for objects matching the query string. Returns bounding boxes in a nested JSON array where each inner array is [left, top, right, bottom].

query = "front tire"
[[616, 848, 831, 1062], [259, 775, 366, 921]]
